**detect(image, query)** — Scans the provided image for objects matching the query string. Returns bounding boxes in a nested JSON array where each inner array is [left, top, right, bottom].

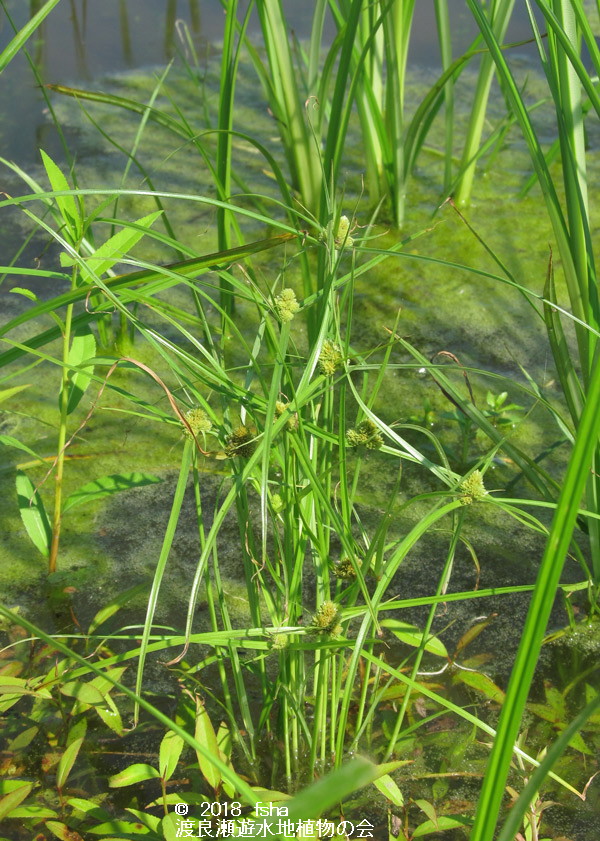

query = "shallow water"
[[1, 5, 600, 837]]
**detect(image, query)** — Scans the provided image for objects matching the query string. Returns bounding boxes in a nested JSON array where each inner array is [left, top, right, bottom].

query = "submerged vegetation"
[[1, 1, 600, 839]]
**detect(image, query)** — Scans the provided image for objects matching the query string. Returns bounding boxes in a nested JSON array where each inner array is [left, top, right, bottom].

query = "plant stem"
[[48, 297, 75, 574]]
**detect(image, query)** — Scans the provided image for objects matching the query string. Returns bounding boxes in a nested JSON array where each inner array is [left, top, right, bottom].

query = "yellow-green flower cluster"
[[318, 340, 344, 377], [275, 400, 298, 431], [311, 600, 342, 636], [346, 419, 383, 450], [333, 558, 357, 579], [271, 633, 289, 650], [183, 408, 212, 439], [319, 215, 354, 250], [225, 425, 256, 458], [459, 469, 488, 504], [274, 288, 300, 323]]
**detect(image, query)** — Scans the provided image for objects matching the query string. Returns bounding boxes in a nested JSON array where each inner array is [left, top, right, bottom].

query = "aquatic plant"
[[1, 2, 600, 839]]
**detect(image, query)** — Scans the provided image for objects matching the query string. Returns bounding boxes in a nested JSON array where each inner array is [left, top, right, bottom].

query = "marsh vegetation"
[[1, 2, 600, 839]]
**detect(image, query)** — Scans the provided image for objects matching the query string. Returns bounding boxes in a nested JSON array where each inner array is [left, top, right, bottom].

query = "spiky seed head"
[[225, 425, 256, 458], [333, 558, 357, 579], [318, 340, 344, 377], [346, 419, 383, 450], [275, 400, 298, 431], [313, 600, 342, 633], [183, 408, 212, 438]]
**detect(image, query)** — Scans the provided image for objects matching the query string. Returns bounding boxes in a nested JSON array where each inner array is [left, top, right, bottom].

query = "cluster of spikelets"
[[274, 288, 300, 323], [183, 408, 212, 439], [318, 339, 344, 376], [275, 400, 298, 431], [346, 419, 383, 450], [225, 425, 256, 458], [459, 469, 488, 504], [319, 215, 354, 250], [310, 600, 343, 637], [332, 558, 357, 580]]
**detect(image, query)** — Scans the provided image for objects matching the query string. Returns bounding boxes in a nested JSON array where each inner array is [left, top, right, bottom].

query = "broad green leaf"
[[16, 470, 51, 557], [62, 472, 161, 513], [382, 619, 448, 658], [194, 697, 221, 791], [0, 383, 31, 404], [159, 729, 185, 782], [0, 676, 52, 698], [95, 701, 123, 736], [415, 799, 438, 828], [67, 798, 111, 821], [0, 0, 62, 73], [62, 327, 96, 415], [0, 784, 32, 821], [46, 821, 85, 841], [79, 211, 162, 283], [108, 763, 160, 788], [56, 737, 84, 790], [60, 681, 106, 706], [412, 816, 472, 837], [373, 773, 404, 807], [39, 150, 80, 240], [161, 813, 181, 841], [452, 670, 506, 705]]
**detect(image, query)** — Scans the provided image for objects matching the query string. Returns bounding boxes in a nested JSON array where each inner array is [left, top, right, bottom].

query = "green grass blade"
[[470, 316, 600, 840], [0, 0, 62, 73]]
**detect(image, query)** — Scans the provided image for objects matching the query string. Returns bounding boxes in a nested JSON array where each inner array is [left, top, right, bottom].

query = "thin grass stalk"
[[454, 0, 516, 207], [469, 327, 600, 838], [433, 0, 454, 190], [384, 511, 464, 759], [254, 0, 322, 214]]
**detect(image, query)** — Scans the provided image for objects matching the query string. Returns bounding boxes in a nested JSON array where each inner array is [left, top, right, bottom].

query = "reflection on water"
[[0, 0, 545, 164]]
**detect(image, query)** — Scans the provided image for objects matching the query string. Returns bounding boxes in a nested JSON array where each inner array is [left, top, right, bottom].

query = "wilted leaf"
[[46, 820, 85, 841], [452, 669, 506, 704]]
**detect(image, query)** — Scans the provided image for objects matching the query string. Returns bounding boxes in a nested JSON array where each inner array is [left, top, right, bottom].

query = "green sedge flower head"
[[312, 600, 342, 636], [271, 633, 289, 650], [459, 469, 488, 505], [346, 419, 383, 450], [225, 425, 256, 458], [275, 400, 298, 431], [271, 493, 284, 513], [319, 215, 354, 250], [318, 340, 344, 377], [275, 287, 300, 323], [183, 408, 212, 439], [333, 558, 356, 579]]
